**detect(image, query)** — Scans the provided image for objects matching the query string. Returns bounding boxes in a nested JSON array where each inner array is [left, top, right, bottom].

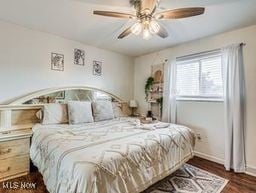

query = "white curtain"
[[162, 60, 177, 123], [222, 44, 246, 172]]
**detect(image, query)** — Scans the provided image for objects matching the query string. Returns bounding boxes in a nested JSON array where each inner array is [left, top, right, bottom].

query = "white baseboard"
[[194, 151, 256, 177], [246, 165, 256, 177], [194, 151, 224, 165]]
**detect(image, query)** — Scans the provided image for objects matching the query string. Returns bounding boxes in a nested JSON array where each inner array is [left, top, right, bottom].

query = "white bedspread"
[[30, 118, 195, 193]]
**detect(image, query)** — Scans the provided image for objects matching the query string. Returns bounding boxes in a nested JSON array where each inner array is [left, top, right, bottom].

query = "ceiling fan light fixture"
[[142, 28, 151, 40], [149, 20, 160, 34], [131, 22, 142, 35]]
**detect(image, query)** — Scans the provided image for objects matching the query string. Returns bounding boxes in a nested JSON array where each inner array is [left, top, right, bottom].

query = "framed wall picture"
[[93, 61, 102, 76], [74, 48, 85, 65], [51, 53, 64, 71]]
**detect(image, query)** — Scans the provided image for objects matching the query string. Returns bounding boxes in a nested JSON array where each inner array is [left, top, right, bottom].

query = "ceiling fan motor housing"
[[131, 0, 158, 17]]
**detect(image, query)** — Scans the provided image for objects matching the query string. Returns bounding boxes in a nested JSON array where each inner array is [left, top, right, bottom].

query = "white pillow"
[[93, 101, 114, 121], [41, 104, 68, 125], [68, 101, 94, 124]]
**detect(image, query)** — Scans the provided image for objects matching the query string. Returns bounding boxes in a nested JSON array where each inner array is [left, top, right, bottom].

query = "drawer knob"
[[0, 148, 11, 155], [0, 167, 10, 173]]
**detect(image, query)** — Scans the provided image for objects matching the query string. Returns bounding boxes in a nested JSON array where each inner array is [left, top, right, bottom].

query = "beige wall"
[[134, 25, 256, 174], [0, 21, 134, 104]]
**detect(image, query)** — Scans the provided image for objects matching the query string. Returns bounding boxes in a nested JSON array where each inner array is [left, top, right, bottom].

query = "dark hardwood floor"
[[0, 156, 256, 193], [187, 157, 256, 193]]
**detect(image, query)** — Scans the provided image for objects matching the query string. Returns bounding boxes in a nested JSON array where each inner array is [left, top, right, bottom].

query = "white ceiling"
[[0, 0, 256, 56]]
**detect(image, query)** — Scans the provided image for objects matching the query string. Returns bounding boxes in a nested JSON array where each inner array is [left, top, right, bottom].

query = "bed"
[[0, 86, 195, 192], [30, 117, 195, 193]]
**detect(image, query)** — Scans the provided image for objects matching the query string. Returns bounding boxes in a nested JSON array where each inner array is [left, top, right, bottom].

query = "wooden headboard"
[[0, 86, 130, 131]]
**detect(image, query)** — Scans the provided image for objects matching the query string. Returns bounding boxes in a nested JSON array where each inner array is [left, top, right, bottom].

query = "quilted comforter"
[[30, 117, 195, 193]]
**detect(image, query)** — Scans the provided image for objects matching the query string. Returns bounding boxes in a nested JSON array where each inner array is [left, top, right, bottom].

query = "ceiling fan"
[[93, 0, 205, 40]]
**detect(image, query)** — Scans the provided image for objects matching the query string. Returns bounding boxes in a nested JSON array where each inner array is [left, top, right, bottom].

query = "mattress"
[[30, 117, 195, 193]]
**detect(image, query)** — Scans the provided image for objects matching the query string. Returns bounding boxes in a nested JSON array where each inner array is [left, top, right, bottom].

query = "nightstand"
[[0, 128, 32, 182]]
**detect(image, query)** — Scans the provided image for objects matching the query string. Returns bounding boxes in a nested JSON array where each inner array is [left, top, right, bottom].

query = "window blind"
[[176, 51, 223, 100]]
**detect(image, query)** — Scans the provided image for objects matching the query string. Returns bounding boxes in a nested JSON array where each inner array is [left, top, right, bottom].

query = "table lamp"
[[129, 100, 138, 117]]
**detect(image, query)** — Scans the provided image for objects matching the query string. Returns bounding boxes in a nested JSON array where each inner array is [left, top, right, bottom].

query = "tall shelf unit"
[[147, 63, 164, 120]]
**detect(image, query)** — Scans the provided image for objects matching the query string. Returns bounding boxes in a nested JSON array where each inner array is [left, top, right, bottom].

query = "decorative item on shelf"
[[55, 91, 65, 100], [39, 96, 52, 103], [55, 93, 66, 103], [74, 48, 85, 66], [129, 100, 138, 117], [146, 110, 157, 120], [145, 77, 154, 101], [147, 110, 153, 118], [156, 97, 163, 118], [93, 60, 102, 76], [51, 53, 64, 71], [154, 70, 163, 83], [151, 63, 164, 83]]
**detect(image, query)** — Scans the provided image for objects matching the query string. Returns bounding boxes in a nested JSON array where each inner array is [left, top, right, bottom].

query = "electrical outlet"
[[196, 133, 202, 141]]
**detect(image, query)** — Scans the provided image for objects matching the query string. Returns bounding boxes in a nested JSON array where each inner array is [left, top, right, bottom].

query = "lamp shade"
[[129, 100, 138, 108]]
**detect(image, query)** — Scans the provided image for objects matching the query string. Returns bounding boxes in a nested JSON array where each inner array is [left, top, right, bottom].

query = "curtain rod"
[[176, 42, 246, 61]]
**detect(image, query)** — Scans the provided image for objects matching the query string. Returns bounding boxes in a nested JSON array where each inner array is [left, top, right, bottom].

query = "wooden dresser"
[[0, 128, 32, 182], [0, 105, 37, 182]]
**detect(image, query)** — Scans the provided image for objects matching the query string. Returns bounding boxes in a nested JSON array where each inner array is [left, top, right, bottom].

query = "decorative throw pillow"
[[68, 101, 94, 124], [112, 102, 128, 118], [41, 104, 68, 125], [92, 100, 114, 121]]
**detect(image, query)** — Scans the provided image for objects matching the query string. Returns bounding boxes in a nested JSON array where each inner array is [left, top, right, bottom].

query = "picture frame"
[[93, 61, 102, 76], [51, 53, 64, 71], [55, 91, 65, 99], [74, 48, 85, 65]]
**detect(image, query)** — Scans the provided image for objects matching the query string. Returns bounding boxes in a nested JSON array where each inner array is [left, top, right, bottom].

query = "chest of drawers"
[[0, 129, 32, 182]]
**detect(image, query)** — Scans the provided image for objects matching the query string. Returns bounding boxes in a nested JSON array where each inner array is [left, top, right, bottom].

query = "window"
[[176, 51, 223, 101]]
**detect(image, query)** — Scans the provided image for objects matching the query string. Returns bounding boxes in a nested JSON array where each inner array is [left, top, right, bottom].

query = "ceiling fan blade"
[[155, 7, 205, 19], [118, 27, 132, 39], [157, 26, 169, 39], [93, 11, 135, 19]]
